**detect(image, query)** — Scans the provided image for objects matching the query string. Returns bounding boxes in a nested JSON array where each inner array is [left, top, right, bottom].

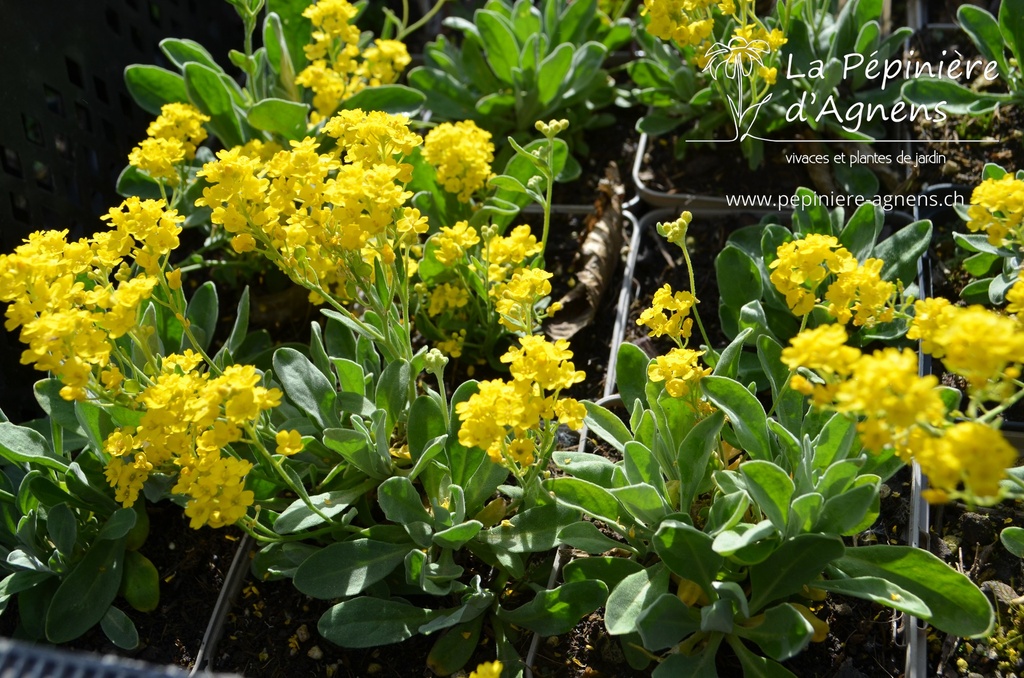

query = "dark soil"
[[637, 133, 818, 201], [926, 500, 1024, 677]]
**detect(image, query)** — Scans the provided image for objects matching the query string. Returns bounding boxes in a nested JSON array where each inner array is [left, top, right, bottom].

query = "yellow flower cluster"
[[909, 301, 1024, 400], [647, 347, 711, 398], [769, 234, 856, 315], [434, 221, 481, 266], [423, 121, 495, 203], [455, 337, 586, 467], [822, 257, 896, 327], [493, 268, 560, 334], [1007, 270, 1024, 314], [128, 103, 210, 185], [487, 225, 543, 281], [428, 282, 470, 317], [770, 234, 896, 326], [637, 284, 697, 341], [0, 198, 182, 400], [196, 110, 425, 302], [783, 325, 1016, 502], [104, 353, 282, 528], [965, 174, 1024, 247], [643, 0, 716, 46], [469, 661, 503, 678], [295, 0, 410, 121]]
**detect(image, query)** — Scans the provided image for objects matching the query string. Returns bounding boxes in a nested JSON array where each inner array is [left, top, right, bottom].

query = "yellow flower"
[[493, 268, 554, 334], [423, 121, 495, 203], [647, 347, 711, 398], [769, 234, 857, 316], [965, 174, 1024, 247], [276, 430, 304, 456], [433, 221, 480, 266], [427, 282, 470, 317], [824, 258, 896, 327], [469, 661, 503, 678], [636, 284, 697, 341]]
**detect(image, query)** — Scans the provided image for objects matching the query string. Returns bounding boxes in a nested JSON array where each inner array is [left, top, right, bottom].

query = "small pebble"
[[307, 645, 323, 660], [296, 624, 310, 642]]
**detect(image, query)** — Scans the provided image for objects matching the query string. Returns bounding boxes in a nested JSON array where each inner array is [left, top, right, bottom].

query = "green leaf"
[[124, 65, 188, 115], [433, 521, 483, 550], [677, 410, 725, 512], [182, 281, 218, 353], [340, 85, 426, 115], [537, 43, 574, 105], [749, 534, 845, 611], [653, 520, 723, 601], [47, 503, 77, 556], [605, 564, 669, 635], [652, 646, 721, 678], [813, 576, 929, 616], [546, 476, 621, 526], [267, 0, 310, 74], [319, 598, 440, 648], [478, 503, 576, 553], [735, 603, 813, 662], [900, 78, 997, 116], [616, 343, 650, 412], [1000, 526, 1024, 557], [583, 401, 633, 452], [274, 347, 340, 429], [872, 219, 932, 286], [497, 580, 607, 636], [636, 593, 701, 651], [98, 508, 137, 541], [702, 377, 770, 460], [552, 450, 620, 486], [183, 62, 243, 148], [834, 545, 994, 636], [0, 422, 68, 471], [959, 5, 1009, 78], [378, 476, 433, 525], [247, 98, 309, 139], [294, 540, 411, 598], [45, 538, 125, 642], [426, 616, 484, 676], [476, 10, 520, 85], [1000, 0, 1024, 73], [816, 482, 879, 535], [159, 38, 221, 71], [375, 359, 411, 432], [838, 202, 883, 261], [609, 483, 670, 527], [717, 246, 763, 314], [274, 483, 373, 534], [558, 522, 632, 555], [741, 461, 795, 532], [100, 605, 139, 650], [562, 556, 644, 592]]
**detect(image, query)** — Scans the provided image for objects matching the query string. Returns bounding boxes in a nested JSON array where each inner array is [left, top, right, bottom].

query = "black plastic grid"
[[0, 0, 241, 422]]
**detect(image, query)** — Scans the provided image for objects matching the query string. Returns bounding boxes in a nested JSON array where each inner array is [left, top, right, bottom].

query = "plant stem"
[[680, 236, 713, 351]]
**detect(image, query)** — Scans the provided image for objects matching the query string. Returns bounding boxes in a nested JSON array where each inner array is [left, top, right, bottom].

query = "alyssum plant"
[[539, 210, 998, 676]]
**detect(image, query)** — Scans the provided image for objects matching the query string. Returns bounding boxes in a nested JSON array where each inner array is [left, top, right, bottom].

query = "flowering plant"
[[542, 212, 995, 675], [715, 190, 932, 359]]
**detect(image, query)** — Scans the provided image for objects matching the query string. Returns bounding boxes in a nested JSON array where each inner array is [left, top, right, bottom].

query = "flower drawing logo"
[[702, 35, 773, 141]]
